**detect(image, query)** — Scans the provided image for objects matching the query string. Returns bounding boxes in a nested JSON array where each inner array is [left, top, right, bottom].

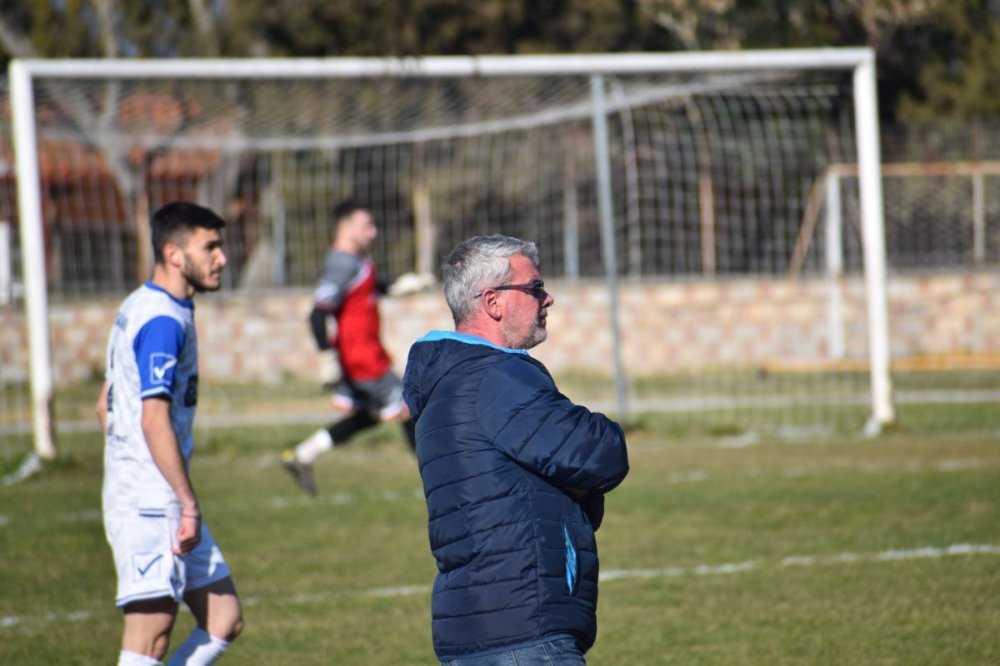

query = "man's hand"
[[173, 511, 202, 556]]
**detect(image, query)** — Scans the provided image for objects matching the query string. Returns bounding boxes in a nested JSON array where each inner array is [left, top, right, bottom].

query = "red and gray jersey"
[[314, 249, 392, 382]]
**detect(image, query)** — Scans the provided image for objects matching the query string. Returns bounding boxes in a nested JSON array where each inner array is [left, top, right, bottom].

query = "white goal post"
[[10, 49, 895, 459]]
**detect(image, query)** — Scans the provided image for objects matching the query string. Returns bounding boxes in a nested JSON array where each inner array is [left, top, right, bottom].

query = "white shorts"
[[106, 505, 231, 608]]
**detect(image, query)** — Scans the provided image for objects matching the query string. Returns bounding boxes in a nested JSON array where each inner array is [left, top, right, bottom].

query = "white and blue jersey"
[[101, 282, 230, 608], [102, 281, 200, 516]]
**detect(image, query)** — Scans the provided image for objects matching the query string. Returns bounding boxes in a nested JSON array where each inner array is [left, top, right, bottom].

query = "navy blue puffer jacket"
[[403, 331, 629, 660]]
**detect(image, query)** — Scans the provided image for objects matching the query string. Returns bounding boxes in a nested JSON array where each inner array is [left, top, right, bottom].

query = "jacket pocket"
[[562, 519, 579, 596]]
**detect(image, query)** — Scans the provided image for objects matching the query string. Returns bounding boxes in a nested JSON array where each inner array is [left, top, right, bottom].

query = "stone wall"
[[1, 271, 998, 387]]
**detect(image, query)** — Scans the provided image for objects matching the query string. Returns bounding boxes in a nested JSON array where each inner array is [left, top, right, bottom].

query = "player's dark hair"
[[332, 200, 370, 226], [151, 202, 226, 264]]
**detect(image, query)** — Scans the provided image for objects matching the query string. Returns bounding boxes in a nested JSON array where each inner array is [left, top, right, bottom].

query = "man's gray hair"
[[443, 235, 540, 325]]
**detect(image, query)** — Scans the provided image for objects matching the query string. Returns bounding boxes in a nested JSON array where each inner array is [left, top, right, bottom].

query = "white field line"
[[1, 454, 990, 530], [6, 388, 1000, 436], [3, 543, 998, 630], [602, 544, 1000, 582]]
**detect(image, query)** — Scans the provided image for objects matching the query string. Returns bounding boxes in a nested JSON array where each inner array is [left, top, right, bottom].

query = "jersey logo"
[[150, 353, 178, 385]]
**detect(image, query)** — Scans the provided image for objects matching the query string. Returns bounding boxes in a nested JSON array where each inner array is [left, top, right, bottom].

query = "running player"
[[282, 201, 416, 495]]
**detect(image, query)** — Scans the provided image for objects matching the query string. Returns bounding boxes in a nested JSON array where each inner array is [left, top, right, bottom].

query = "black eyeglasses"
[[476, 280, 549, 302]]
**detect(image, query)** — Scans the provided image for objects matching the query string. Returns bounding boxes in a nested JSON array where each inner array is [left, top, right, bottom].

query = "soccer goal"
[[8, 50, 893, 458]]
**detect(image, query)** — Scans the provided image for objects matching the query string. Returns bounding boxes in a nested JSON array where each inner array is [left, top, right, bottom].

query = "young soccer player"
[[96, 202, 243, 665]]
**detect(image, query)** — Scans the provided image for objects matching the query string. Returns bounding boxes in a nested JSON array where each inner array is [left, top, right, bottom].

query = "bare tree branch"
[[0, 13, 39, 57], [92, 0, 120, 57], [649, 10, 700, 51], [188, 0, 221, 56]]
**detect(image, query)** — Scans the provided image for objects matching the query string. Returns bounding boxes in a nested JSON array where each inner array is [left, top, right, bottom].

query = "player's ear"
[[163, 240, 185, 269]]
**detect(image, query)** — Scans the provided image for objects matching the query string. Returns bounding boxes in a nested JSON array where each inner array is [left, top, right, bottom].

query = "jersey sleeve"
[[314, 253, 361, 313], [132, 315, 186, 400]]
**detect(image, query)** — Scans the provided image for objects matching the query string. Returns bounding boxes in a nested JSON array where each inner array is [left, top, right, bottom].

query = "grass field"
[[2, 392, 999, 664]]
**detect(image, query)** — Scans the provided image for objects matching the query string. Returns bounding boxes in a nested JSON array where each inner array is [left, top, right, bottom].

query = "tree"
[[897, 1, 1000, 120], [3, 0, 999, 124], [637, 0, 739, 50], [0, 0, 227, 60], [0, 0, 233, 283], [222, 0, 670, 57], [634, 0, 1000, 122]]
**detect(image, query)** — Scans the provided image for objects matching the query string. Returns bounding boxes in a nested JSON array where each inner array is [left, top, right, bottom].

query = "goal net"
[[5, 52, 892, 456]]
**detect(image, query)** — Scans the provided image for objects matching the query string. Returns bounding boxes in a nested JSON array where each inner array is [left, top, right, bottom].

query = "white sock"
[[294, 429, 334, 465], [118, 650, 162, 666], [166, 627, 230, 665]]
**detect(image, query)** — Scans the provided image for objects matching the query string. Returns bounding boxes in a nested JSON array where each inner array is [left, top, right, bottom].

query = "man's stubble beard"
[[503, 311, 549, 350], [182, 254, 221, 294]]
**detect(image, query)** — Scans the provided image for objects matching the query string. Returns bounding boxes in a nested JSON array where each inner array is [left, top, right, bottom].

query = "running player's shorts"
[[106, 504, 231, 608], [331, 369, 407, 420]]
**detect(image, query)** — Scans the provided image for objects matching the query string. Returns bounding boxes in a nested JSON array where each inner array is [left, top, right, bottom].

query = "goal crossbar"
[[14, 49, 875, 79]]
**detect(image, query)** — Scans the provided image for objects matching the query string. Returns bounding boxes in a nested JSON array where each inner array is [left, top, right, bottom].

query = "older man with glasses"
[[403, 235, 629, 665]]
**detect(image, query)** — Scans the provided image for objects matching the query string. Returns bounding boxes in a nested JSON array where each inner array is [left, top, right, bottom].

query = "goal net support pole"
[[853, 54, 895, 432], [10, 60, 56, 460]]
